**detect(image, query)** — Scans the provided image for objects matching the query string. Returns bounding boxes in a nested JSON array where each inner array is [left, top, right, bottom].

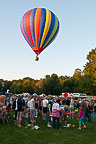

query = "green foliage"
[[43, 73, 61, 95], [0, 48, 96, 95], [84, 48, 96, 95], [61, 78, 78, 93]]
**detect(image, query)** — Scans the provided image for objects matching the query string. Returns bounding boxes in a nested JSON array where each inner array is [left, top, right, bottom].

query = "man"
[[42, 97, 48, 120], [28, 96, 35, 123], [17, 95, 25, 127]]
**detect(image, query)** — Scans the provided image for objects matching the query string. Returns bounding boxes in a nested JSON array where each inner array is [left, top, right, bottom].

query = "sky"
[[0, 0, 96, 80]]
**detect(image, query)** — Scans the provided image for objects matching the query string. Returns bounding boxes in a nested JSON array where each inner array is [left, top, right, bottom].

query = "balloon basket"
[[35, 56, 39, 61]]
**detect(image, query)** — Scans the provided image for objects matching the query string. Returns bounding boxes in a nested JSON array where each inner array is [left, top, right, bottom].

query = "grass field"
[[0, 112, 96, 144]]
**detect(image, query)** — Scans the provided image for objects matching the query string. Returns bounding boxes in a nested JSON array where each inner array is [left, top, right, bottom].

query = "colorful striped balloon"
[[20, 8, 60, 58]]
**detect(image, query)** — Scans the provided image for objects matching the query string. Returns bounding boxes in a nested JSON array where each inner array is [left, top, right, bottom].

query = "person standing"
[[88, 101, 92, 122], [63, 107, 68, 127], [77, 107, 86, 130], [17, 95, 25, 127], [93, 101, 96, 122], [14, 98, 17, 125], [42, 97, 48, 120], [28, 96, 35, 123], [38, 97, 42, 113], [47, 98, 53, 127], [52, 99, 60, 130], [70, 99, 74, 119]]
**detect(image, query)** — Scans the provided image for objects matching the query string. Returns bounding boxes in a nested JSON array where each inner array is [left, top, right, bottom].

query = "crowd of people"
[[0, 92, 96, 130]]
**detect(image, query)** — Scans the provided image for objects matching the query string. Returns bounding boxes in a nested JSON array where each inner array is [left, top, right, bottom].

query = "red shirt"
[[6, 106, 11, 113], [39, 98, 41, 107], [63, 111, 67, 119]]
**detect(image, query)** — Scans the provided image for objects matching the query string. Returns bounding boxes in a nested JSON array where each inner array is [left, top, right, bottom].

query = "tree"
[[83, 48, 96, 95], [34, 79, 44, 94], [73, 68, 82, 81], [22, 78, 34, 94], [62, 78, 79, 93], [4, 80, 12, 92], [0, 79, 4, 92], [43, 73, 61, 95]]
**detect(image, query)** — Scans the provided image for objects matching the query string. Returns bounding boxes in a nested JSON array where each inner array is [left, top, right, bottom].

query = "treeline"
[[0, 48, 96, 95]]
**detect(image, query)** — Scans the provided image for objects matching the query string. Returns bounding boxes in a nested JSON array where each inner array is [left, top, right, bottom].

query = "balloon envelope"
[[20, 8, 59, 56]]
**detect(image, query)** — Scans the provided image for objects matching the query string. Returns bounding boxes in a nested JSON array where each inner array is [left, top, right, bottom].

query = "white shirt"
[[15, 99, 17, 110], [23, 97, 28, 103], [43, 99, 48, 107], [27, 99, 35, 109], [52, 103, 60, 111]]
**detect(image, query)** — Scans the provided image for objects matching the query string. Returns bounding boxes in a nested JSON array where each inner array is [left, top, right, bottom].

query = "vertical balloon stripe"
[[25, 9, 34, 47], [44, 20, 59, 49], [41, 11, 55, 48], [34, 8, 41, 47], [30, 8, 37, 47], [43, 15, 59, 49], [23, 13, 33, 47], [20, 17, 32, 48], [40, 9, 51, 48], [38, 8, 46, 47]]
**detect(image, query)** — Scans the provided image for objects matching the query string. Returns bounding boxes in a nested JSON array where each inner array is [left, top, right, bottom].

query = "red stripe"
[[21, 17, 32, 48], [25, 9, 34, 47], [35, 8, 41, 47]]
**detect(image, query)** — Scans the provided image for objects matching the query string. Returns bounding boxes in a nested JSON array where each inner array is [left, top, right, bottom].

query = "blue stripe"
[[23, 12, 33, 47], [44, 19, 59, 49], [30, 8, 37, 47], [38, 8, 46, 48], [20, 19, 32, 48], [41, 11, 55, 48]]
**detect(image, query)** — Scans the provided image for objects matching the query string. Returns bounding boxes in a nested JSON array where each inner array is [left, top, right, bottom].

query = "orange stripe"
[[34, 8, 41, 47], [25, 9, 34, 47]]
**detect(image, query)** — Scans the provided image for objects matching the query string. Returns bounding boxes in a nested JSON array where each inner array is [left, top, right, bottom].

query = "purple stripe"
[[30, 8, 37, 47], [23, 12, 33, 47], [38, 8, 46, 47], [20, 16, 32, 48]]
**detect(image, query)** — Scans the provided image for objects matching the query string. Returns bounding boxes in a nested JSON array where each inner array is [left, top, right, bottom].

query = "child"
[[77, 107, 86, 130], [22, 106, 29, 126], [6, 103, 11, 118], [0, 106, 8, 123], [63, 107, 67, 127]]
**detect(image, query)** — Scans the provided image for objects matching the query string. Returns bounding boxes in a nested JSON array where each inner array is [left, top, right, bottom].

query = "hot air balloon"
[[20, 8, 59, 61]]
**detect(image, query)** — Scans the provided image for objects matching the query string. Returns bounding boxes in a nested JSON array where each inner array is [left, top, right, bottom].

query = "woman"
[[52, 99, 60, 129]]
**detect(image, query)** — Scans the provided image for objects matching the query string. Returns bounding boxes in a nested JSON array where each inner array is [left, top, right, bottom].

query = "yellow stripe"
[[43, 15, 58, 49], [40, 9, 51, 48]]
